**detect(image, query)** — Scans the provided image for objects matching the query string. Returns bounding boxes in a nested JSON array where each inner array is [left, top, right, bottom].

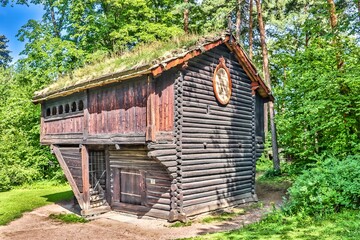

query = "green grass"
[[49, 213, 88, 224], [192, 210, 360, 240], [0, 181, 73, 225], [201, 209, 246, 224], [169, 221, 193, 228]]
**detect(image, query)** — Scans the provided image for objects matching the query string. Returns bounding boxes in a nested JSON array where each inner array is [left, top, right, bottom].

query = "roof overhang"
[[33, 33, 273, 104]]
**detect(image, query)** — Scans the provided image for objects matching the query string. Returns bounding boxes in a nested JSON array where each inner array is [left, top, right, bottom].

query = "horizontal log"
[[182, 143, 252, 150], [183, 187, 252, 207], [183, 98, 252, 112], [182, 85, 252, 102], [181, 152, 253, 161], [182, 158, 253, 166], [182, 170, 253, 184], [183, 91, 252, 106], [182, 137, 252, 144], [184, 193, 255, 217], [182, 161, 253, 171], [182, 118, 252, 129], [183, 183, 253, 201], [183, 175, 252, 191], [182, 124, 252, 134], [147, 143, 177, 150], [181, 133, 251, 140], [182, 166, 253, 178], [182, 148, 252, 155], [183, 107, 252, 121], [148, 149, 177, 158]]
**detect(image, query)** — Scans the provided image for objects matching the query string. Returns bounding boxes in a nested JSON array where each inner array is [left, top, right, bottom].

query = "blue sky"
[[0, 3, 44, 62]]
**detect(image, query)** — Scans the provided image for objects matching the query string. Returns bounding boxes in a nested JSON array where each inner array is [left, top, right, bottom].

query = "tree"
[[248, 0, 253, 60], [255, 0, 280, 172], [0, 35, 12, 67], [184, 0, 189, 33]]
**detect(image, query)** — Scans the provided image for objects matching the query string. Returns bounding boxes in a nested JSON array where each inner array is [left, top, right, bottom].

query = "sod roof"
[[33, 32, 272, 103]]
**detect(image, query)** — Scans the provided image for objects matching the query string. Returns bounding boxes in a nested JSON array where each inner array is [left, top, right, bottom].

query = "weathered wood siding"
[[109, 145, 171, 219], [180, 45, 257, 216], [88, 77, 147, 134], [41, 75, 175, 144], [154, 70, 175, 132], [44, 115, 83, 134], [58, 147, 83, 192]]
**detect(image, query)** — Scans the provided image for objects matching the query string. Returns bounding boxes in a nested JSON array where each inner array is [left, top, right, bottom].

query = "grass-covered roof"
[[33, 32, 272, 102], [33, 32, 228, 102]]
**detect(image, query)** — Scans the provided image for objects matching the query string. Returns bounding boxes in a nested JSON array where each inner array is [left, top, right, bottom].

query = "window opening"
[[52, 106, 57, 115], [58, 105, 64, 114], [71, 102, 77, 112], [78, 100, 84, 111], [65, 104, 70, 113]]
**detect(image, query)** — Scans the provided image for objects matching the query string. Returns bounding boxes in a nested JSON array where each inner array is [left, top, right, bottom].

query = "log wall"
[[109, 145, 172, 219], [180, 45, 259, 216]]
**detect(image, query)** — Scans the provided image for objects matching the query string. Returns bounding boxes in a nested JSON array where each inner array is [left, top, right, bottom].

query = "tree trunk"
[[358, 0, 360, 22], [248, 0, 253, 60], [49, 0, 60, 38], [184, 0, 189, 34], [327, 0, 337, 30], [236, 0, 242, 41], [255, 0, 280, 172]]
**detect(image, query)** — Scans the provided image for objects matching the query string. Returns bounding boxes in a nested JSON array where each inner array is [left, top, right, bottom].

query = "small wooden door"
[[120, 169, 146, 205]]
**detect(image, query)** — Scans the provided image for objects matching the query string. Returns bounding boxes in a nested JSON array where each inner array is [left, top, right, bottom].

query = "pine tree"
[[0, 35, 12, 67]]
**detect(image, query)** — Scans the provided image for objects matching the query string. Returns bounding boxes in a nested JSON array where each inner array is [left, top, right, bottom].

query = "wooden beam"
[[51, 145, 85, 209], [146, 76, 156, 142], [105, 146, 111, 204], [81, 145, 90, 210], [83, 89, 89, 141]]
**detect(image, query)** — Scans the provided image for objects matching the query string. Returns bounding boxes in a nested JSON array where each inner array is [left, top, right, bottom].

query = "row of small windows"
[[46, 100, 84, 117]]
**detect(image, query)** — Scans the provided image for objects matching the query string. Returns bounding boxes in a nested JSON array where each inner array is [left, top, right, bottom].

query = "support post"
[[146, 76, 156, 142], [82, 145, 90, 210]]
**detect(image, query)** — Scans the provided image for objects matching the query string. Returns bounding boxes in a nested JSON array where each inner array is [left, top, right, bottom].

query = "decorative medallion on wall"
[[213, 57, 232, 105]]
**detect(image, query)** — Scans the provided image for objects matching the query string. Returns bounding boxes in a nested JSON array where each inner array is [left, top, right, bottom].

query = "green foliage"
[[194, 210, 360, 240], [49, 213, 88, 224], [0, 34, 12, 67], [274, 36, 360, 162], [284, 155, 360, 216], [0, 181, 72, 225]]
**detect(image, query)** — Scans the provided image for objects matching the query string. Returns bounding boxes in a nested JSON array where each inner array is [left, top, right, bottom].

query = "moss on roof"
[[34, 32, 226, 100]]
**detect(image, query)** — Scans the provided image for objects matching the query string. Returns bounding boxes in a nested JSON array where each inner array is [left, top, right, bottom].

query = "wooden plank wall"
[[109, 145, 171, 219], [180, 45, 257, 216], [44, 116, 83, 134], [58, 147, 83, 192], [87, 75, 174, 135], [155, 70, 175, 132]]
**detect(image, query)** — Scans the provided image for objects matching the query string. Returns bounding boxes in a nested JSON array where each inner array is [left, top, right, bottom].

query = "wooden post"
[[146, 76, 156, 142], [105, 146, 111, 204], [82, 145, 90, 210], [83, 90, 89, 141], [40, 104, 45, 143]]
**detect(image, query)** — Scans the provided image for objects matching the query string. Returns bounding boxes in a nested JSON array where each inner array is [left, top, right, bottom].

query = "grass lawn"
[[0, 181, 73, 225], [194, 210, 360, 240]]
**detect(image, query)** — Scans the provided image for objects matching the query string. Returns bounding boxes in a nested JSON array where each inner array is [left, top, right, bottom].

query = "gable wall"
[[180, 44, 258, 216]]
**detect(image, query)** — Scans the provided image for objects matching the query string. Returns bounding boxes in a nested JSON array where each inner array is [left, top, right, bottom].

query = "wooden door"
[[120, 169, 146, 205]]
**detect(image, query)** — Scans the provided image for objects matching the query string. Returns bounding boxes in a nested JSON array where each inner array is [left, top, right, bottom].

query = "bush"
[[284, 155, 360, 216]]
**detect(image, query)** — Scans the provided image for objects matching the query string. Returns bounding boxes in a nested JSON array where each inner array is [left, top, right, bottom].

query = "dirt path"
[[0, 183, 287, 240]]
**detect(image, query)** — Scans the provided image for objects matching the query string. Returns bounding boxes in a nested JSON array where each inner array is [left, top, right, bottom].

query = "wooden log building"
[[33, 33, 272, 221]]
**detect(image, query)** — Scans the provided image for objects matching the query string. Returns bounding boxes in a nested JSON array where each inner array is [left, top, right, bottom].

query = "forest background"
[[0, 0, 359, 216]]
